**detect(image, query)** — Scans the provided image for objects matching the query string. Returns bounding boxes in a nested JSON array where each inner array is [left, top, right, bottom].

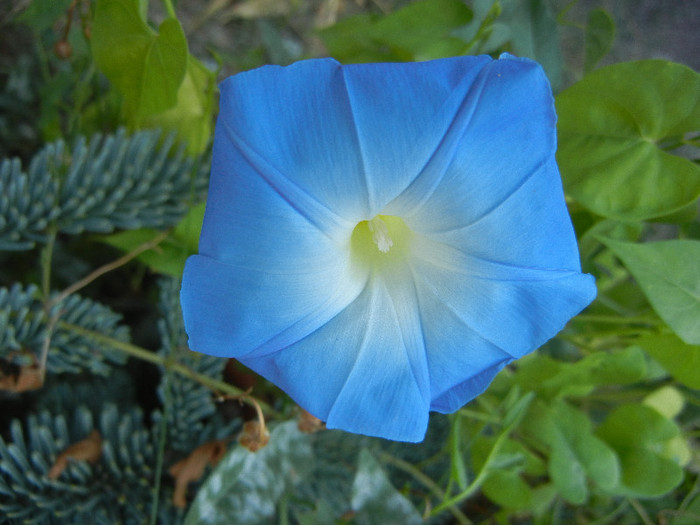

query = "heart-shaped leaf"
[[92, 0, 188, 121], [557, 60, 700, 221], [596, 404, 684, 497]]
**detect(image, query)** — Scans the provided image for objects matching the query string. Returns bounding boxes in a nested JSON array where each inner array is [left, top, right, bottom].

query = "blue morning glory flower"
[[180, 54, 596, 442]]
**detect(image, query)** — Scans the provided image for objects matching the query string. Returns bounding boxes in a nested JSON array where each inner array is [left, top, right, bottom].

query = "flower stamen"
[[368, 216, 393, 253]]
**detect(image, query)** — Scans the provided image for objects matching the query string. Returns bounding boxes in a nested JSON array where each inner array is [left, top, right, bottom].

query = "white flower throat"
[[368, 216, 393, 253]]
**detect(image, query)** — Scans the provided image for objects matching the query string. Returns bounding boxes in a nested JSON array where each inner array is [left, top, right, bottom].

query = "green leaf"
[[351, 449, 422, 525], [514, 346, 647, 399], [547, 401, 620, 504], [644, 386, 685, 419], [498, 0, 563, 90], [474, 436, 546, 511], [449, 415, 470, 490], [472, 435, 545, 477], [451, 0, 508, 55], [637, 332, 700, 388], [92, 0, 188, 121], [557, 60, 700, 221], [101, 203, 205, 276], [318, 0, 473, 63], [601, 238, 700, 344], [144, 57, 216, 155], [184, 421, 313, 525], [584, 8, 615, 73], [17, 0, 73, 31], [482, 470, 534, 510], [596, 404, 684, 497]]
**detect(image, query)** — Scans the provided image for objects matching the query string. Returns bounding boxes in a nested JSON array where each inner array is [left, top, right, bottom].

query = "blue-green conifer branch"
[[0, 284, 130, 375], [153, 278, 235, 453], [0, 405, 180, 524], [0, 129, 208, 251]]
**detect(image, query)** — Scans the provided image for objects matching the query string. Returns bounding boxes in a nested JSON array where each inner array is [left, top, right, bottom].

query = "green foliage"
[[185, 417, 452, 525], [530, 400, 620, 504], [103, 203, 205, 277], [319, 0, 474, 63], [601, 238, 700, 345], [637, 333, 700, 389], [143, 57, 217, 156], [584, 8, 615, 73], [92, 0, 188, 121], [15, 0, 74, 31], [513, 346, 647, 398], [497, 0, 563, 89], [1, 1, 699, 523], [557, 60, 700, 221], [91, 0, 215, 154], [0, 53, 42, 160], [319, 0, 563, 87], [597, 404, 686, 497]]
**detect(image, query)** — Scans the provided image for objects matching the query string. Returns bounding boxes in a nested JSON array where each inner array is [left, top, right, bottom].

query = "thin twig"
[[628, 498, 655, 525], [60, 321, 278, 417], [51, 230, 170, 306], [377, 451, 472, 525], [430, 419, 515, 516], [38, 313, 60, 382]]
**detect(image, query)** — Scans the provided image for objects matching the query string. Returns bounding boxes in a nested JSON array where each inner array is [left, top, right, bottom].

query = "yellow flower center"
[[351, 215, 413, 270]]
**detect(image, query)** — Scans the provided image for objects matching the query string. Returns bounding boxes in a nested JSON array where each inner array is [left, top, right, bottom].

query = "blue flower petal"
[[393, 55, 559, 233], [340, 56, 491, 214], [428, 157, 583, 270], [214, 59, 367, 227], [183, 129, 366, 356], [409, 234, 596, 413], [181, 254, 364, 358], [216, 58, 374, 221], [243, 269, 431, 442]]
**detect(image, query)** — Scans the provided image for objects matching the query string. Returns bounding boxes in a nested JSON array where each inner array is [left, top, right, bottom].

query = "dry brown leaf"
[[0, 364, 43, 392], [0, 355, 44, 393], [297, 408, 325, 434], [169, 439, 228, 508], [238, 420, 270, 452], [47, 430, 102, 480]]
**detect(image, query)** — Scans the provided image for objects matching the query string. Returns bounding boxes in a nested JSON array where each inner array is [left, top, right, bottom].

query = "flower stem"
[[430, 421, 513, 515], [161, 0, 176, 18], [456, 407, 500, 424], [628, 498, 655, 525], [150, 368, 170, 525], [59, 321, 277, 416], [51, 230, 171, 307], [376, 451, 472, 525], [40, 229, 56, 302]]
